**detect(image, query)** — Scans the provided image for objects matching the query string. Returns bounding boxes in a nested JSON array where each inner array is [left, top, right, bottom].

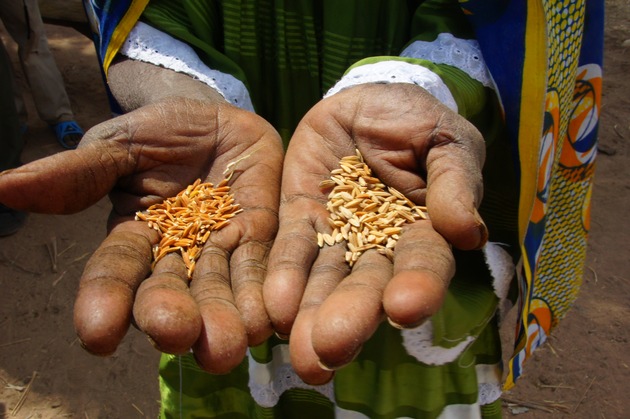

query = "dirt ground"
[[0, 2, 628, 418]]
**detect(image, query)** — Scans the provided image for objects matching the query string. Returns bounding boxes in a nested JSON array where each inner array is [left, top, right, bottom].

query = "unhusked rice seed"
[[135, 178, 242, 278], [317, 149, 427, 266]]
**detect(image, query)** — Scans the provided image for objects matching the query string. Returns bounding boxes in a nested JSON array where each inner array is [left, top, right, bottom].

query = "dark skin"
[[0, 60, 487, 381]]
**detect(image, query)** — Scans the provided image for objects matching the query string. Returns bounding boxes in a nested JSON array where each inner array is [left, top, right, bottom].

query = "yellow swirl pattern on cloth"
[[506, 0, 601, 389]]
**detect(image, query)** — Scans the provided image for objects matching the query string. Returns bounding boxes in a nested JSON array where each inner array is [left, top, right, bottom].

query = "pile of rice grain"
[[317, 149, 427, 266], [135, 178, 242, 278]]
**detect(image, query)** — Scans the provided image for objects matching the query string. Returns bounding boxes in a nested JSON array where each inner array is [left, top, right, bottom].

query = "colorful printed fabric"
[[83, 0, 149, 73], [460, 0, 603, 388]]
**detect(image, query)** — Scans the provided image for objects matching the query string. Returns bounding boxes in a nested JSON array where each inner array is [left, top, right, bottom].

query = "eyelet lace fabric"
[[248, 344, 334, 408], [120, 22, 254, 111], [483, 242, 516, 321], [478, 382, 503, 406], [401, 33, 495, 89], [475, 364, 503, 406], [401, 320, 476, 366], [324, 60, 458, 112]]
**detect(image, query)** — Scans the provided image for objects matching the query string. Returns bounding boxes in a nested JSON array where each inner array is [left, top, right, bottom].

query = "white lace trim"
[[324, 61, 458, 112], [401, 33, 495, 89], [401, 320, 475, 365], [475, 363, 503, 405], [247, 344, 334, 407], [482, 242, 515, 322], [120, 22, 254, 111]]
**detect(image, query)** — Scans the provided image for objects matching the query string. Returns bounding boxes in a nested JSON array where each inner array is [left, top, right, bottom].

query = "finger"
[[132, 253, 203, 354], [208, 206, 277, 346], [289, 244, 348, 385], [0, 128, 132, 214], [290, 308, 335, 385], [310, 250, 392, 370], [383, 220, 455, 328], [217, 153, 280, 346], [425, 127, 488, 250], [263, 197, 325, 336], [73, 220, 156, 356], [190, 236, 248, 374], [230, 236, 274, 346]]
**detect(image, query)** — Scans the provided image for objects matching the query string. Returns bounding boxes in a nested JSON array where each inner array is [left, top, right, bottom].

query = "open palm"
[[0, 96, 284, 374], [263, 83, 488, 384]]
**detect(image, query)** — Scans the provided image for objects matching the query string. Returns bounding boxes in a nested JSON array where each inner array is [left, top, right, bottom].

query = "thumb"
[[425, 132, 487, 251], [0, 143, 128, 214]]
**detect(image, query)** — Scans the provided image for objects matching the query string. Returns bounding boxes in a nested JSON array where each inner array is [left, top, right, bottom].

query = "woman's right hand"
[[0, 83, 284, 374]]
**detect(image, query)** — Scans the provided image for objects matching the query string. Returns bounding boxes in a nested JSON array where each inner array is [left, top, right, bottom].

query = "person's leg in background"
[[0, 39, 27, 236], [0, 0, 83, 149]]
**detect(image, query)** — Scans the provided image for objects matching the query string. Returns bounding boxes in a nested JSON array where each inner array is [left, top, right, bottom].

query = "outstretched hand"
[[0, 96, 284, 374], [263, 83, 488, 384]]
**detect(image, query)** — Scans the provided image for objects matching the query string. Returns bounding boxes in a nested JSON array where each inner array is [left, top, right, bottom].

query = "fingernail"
[[317, 360, 337, 371], [387, 317, 404, 329], [474, 211, 489, 249], [274, 332, 290, 340], [387, 317, 425, 330]]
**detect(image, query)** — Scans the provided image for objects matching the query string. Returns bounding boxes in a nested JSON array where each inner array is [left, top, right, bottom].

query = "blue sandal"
[[52, 120, 84, 150]]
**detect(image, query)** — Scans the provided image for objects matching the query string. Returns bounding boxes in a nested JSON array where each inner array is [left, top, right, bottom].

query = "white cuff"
[[401, 33, 495, 89], [247, 345, 334, 408], [324, 60, 458, 112], [120, 21, 254, 111]]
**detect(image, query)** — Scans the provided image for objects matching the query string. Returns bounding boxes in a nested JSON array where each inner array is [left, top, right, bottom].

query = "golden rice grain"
[[135, 178, 242, 279], [317, 149, 427, 266]]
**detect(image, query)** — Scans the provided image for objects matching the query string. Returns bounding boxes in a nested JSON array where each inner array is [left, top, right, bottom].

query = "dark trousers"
[[0, 41, 23, 171]]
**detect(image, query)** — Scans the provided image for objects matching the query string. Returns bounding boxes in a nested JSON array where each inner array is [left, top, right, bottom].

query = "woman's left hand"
[[263, 83, 488, 384]]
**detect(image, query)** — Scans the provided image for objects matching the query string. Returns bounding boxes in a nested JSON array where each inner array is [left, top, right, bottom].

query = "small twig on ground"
[[0, 338, 32, 349], [52, 270, 67, 287], [132, 403, 145, 416], [46, 237, 58, 273], [57, 242, 76, 257], [587, 265, 598, 283], [503, 397, 570, 414], [10, 371, 37, 417], [573, 376, 597, 413], [71, 252, 91, 264]]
